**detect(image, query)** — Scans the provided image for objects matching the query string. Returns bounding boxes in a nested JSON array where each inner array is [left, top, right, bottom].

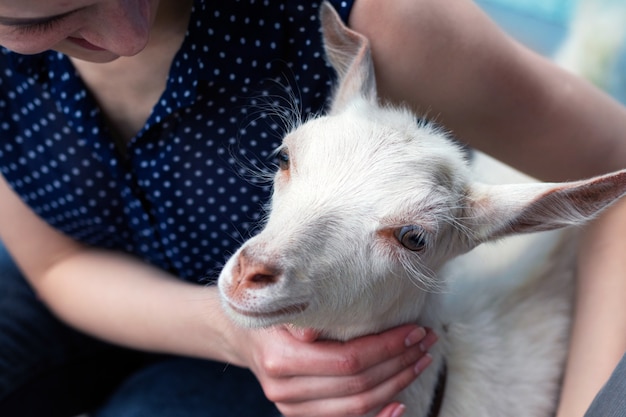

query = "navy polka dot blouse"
[[0, 0, 355, 282]]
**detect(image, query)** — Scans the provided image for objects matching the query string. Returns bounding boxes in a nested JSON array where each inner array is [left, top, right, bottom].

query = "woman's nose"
[[81, 0, 153, 57]]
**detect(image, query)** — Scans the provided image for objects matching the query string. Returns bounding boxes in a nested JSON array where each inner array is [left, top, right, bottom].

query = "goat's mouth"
[[227, 301, 309, 320]]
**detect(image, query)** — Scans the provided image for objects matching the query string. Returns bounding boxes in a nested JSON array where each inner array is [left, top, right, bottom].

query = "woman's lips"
[[67, 37, 106, 51]]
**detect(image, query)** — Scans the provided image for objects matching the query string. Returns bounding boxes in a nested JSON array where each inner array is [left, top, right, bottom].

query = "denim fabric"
[[93, 359, 280, 417], [0, 242, 154, 417]]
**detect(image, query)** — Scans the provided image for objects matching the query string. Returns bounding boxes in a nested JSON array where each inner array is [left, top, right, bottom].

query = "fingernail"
[[414, 353, 433, 375], [391, 404, 406, 417], [404, 327, 427, 347], [419, 330, 438, 352]]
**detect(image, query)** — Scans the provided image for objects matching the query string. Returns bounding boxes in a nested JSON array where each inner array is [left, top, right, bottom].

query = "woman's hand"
[[232, 323, 436, 417]]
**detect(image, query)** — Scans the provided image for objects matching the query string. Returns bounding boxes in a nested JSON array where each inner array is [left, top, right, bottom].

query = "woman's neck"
[[70, 0, 194, 144]]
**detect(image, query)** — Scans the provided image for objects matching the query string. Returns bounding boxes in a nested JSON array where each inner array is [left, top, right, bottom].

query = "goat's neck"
[[316, 289, 451, 417], [318, 290, 448, 344]]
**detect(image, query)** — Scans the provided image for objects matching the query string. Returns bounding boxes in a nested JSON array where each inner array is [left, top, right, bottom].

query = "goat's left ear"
[[464, 169, 626, 244], [320, 2, 377, 113]]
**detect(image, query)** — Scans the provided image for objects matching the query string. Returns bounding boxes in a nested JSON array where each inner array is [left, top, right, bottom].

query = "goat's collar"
[[425, 361, 447, 417]]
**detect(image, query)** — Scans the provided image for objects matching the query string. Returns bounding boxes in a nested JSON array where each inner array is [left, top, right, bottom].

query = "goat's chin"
[[223, 300, 310, 328]]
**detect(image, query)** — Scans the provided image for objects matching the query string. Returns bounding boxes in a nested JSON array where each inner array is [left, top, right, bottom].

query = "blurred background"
[[475, 0, 626, 103]]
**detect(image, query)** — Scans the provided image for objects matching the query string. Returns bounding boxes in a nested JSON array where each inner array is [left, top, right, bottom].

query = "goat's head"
[[217, 2, 626, 338]]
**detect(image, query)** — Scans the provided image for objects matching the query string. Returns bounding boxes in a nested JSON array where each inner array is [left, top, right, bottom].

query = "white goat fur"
[[218, 3, 626, 416]]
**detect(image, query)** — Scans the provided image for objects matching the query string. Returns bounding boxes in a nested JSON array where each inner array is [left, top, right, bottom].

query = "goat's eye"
[[277, 149, 290, 170], [395, 225, 427, 251]]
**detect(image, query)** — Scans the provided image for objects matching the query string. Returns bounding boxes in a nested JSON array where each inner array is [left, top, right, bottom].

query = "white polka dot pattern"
[[0, 0, 355, 281]]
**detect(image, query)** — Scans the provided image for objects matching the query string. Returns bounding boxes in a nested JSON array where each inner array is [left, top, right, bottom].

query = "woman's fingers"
[[274, 361, 422, 417], [375, 403, 407, 417], [263, 332, 435, 402], [248, 325, 437, 417], [285, 325, 320, 342], [262, 324, 432, 377]]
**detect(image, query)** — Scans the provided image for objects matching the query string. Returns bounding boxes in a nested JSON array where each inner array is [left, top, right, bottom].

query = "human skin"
[[556, 198, 626, 417], [1, 0, 626, 416], [0, 0, 155, 60]]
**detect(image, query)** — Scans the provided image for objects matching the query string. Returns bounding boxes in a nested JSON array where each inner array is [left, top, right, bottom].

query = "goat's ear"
[[320, 2, 377, 113], [464, 169, 626, 244]]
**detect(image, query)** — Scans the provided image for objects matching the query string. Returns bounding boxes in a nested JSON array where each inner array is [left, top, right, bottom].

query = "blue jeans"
[[93, 359, 280, 417], [0, 242, 278, 417]]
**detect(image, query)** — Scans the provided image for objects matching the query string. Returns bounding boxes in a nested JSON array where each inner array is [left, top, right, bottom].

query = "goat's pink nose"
[[233, 249, 282, 289]]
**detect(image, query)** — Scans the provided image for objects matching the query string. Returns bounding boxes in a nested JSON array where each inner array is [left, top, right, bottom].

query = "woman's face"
[[0, 0, 159, 62]]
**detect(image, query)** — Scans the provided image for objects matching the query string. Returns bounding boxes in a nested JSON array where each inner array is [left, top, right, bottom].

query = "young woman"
[[0, 1, 625, 416]]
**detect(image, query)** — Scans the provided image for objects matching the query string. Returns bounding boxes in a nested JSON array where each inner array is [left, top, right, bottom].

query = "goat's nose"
[[234, 249, 282, 289]]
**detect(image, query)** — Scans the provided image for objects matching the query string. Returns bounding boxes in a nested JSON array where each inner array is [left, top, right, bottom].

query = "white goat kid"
[[218, 3, 626, 416]]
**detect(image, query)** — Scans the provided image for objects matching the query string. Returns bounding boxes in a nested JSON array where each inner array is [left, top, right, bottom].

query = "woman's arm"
[[350, 0, 626, 181], [557, 199, 626, 417], [0, 171, 231, 360], [0, 173, 433, 417]]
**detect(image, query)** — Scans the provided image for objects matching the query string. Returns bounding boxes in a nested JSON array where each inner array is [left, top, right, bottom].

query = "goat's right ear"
[[463, 169, 626, 245], [320, 2, 377, 113]]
